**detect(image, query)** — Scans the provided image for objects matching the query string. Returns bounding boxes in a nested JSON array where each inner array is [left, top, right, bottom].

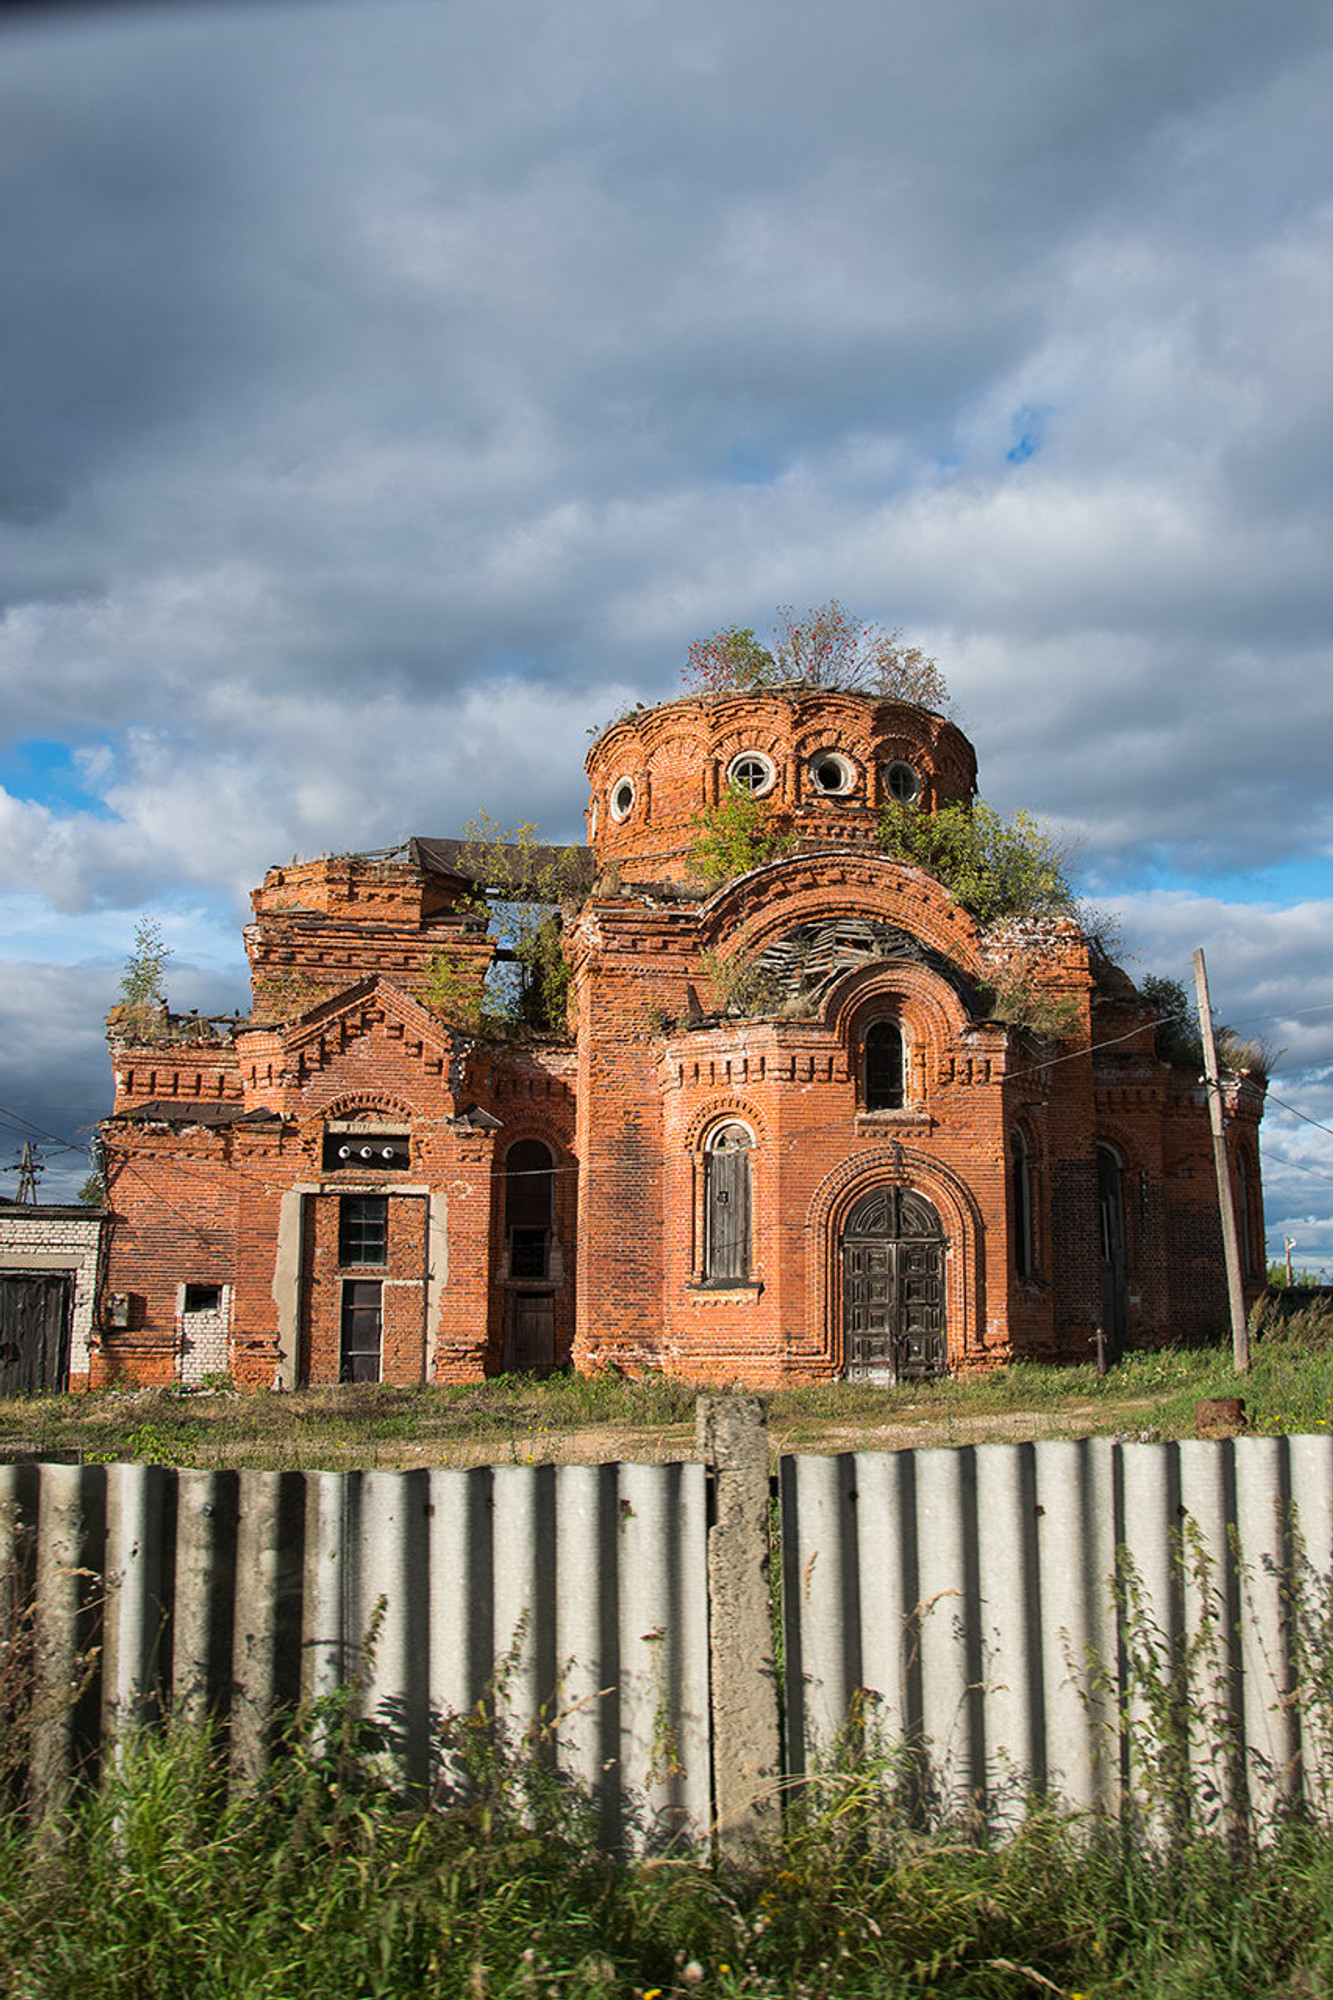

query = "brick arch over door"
[[317, 1091, 416, 1123], [803, 1147, 987, 1372]]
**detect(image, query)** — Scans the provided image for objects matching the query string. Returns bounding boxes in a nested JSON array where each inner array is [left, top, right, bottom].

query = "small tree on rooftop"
[[118, 917, 172, 1009], [425, 814, 580, 1039], [683, 600, 950, 709]]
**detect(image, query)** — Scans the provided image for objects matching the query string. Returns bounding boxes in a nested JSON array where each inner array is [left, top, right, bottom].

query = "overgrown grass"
[[4, 1296, 1330, 1469], [4, 1698, 1333, 1998]]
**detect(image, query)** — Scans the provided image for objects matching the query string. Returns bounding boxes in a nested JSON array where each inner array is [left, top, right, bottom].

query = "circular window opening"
[[726, 752, 777, 797], [807, 751, 856, 796], [884, 760, 921, 804], [610, 778, 636, 821]]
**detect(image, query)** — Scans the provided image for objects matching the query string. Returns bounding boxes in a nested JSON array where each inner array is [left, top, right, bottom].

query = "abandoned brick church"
[[92, 685, 1267, 1390]]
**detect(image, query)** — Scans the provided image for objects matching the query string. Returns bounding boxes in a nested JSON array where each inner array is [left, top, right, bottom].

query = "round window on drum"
[[884, 759, 921, 805], [807, 751, 857, 796], [726, 751, 777, 797], [610, 777, 636, 821]]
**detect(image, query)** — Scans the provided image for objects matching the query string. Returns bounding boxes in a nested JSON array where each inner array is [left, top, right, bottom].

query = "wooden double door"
[[842, 1185, 946, 1383]]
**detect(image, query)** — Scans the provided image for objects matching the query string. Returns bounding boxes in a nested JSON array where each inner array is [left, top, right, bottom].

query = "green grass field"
[[2, 1293, 1330, 1470], [3, 1695, 1333, 1998]]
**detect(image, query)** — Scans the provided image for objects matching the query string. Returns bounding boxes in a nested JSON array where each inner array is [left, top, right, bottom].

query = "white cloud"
[[1, 0, 1331, 1249]]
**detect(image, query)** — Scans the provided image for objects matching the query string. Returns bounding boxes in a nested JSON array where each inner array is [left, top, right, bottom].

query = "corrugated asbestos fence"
[[3, 1423, 1333, 1842], [0, 1458, 711, 1847], [782, 1433, 1333, 1829]]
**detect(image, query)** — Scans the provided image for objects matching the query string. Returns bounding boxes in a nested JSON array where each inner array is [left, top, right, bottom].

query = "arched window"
[[704, 1123, 753, 1281], [505, 1139, 554, 1279], [1010, 1130, 1033, 1279], [863, 1020, 905, 1112]]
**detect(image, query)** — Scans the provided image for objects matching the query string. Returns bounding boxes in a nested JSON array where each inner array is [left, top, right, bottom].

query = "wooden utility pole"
[[1193, 947, 1249, 1373]]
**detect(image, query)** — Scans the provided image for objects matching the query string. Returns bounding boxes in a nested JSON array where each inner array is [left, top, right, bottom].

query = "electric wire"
[[9, 972, 1333, 1204]]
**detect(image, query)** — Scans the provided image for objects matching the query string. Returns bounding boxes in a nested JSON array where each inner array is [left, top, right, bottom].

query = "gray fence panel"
[[426, 1464, 494, 1725], [1031, 1438, 1118, 1813], [781, 1436, 1333, 1824], [0, 1459, 710, 1840]]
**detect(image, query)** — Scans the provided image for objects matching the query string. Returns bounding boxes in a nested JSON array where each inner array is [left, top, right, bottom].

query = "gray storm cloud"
[[1, 0, 1331, 1230]]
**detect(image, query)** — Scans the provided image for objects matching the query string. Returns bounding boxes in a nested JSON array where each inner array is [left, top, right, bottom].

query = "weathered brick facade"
[[92, 690, 1266, 1390]]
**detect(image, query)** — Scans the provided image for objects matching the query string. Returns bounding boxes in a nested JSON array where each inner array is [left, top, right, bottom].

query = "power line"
[[13, 968, 1333, 1200], [1262, 1092, 1333, 1142], [0, 1103, 83, 1156]]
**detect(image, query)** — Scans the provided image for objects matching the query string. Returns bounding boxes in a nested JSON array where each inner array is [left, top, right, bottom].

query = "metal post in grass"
[[697, 1395, 781, 1855], [1193, 948, 1249, 1373]]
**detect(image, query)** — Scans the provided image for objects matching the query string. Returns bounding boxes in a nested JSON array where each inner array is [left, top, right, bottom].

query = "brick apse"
[[92, 688, 1267, 1390]]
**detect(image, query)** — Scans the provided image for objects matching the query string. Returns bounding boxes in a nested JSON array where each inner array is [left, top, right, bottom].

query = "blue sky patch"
[[1006, 405, 1051, 465], [0, 738, 115, 820]]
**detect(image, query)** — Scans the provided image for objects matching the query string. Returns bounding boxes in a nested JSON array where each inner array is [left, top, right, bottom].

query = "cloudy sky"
[[2, 0, 1331, 1265]]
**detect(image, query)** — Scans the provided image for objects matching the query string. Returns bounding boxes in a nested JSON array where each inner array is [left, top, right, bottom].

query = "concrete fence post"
[[697, 1395, 781, 1853]]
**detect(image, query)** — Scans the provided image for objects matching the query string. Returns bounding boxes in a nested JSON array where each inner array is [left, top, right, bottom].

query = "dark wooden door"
[[841, 1186, 946, 1383], [508, 1292, 556, 1374], [0, 1273, 72, 1394]]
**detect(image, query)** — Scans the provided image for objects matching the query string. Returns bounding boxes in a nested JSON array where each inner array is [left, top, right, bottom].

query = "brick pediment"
[[267, 977, 461, 1085]]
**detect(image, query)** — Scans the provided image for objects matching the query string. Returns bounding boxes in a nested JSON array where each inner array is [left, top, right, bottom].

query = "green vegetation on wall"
[[423, 814, 577, 1039], [687, 787, 792, 892], [877, 797, 1075, 927]]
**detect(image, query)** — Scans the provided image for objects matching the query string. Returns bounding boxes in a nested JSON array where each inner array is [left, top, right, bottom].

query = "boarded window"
[[704, 1124, 753, 1281], [864, 1020, 905, 1111], [504, 1140, 554, 1230], [339, 1195, 388, 1267]]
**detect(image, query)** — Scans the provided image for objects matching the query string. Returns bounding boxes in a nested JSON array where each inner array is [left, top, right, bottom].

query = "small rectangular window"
[[323, 1131, 410, 1173], [339, 1195, 388, 1267], [183, 1284, 223, 1315], [510, 1227, 547, 1279], [864, 1022, 905, 1112]]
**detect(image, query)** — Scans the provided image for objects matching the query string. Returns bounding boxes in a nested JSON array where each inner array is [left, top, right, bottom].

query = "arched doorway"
[[1096, 1145, 1128, 1360], [841, 1184, 946, 1383]]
